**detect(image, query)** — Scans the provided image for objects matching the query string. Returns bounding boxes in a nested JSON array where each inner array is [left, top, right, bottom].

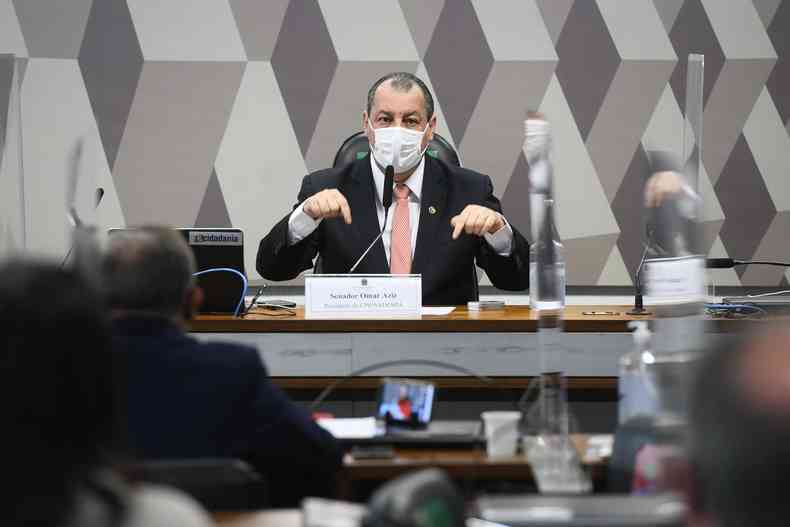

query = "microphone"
[[309, 359, 501, 411], [348, 165, 394, 273], [60, 186, 105, 269], [705, 257, 790, 268], [382, 165, 395, 211]]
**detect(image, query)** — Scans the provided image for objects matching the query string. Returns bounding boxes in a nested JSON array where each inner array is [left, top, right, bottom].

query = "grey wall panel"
[[1, 0, 788, 286]]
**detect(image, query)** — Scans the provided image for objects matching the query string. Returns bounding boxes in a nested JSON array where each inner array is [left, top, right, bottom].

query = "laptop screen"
[[107, 228, 245, 314], [177, 229, 244, 274], [177, 229, 245, 314], [376, 378, 435, 426]]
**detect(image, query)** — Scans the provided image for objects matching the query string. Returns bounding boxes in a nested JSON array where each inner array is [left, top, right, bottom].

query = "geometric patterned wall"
[[1, 0, 788, 287]]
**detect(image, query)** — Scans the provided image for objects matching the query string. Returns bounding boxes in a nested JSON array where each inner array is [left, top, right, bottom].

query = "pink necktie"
[[390, 183, 411, 274]]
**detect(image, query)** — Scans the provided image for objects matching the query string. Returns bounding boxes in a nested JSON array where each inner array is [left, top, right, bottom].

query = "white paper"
[[645, 256, 705, 304], [420, 306, 456, 316], [316, 417, 380, 439]]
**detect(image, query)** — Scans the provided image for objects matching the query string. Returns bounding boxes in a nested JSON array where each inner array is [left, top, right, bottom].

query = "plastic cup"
[[482, 411, 521, 458]]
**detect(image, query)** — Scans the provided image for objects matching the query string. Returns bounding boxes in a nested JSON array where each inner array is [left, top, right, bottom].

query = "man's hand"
[[303, 189, 352, 224], [450, 205, 505, 239], [645, 171, 685, 208]]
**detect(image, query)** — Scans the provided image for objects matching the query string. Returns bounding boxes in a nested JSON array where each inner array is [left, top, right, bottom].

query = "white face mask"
[[368, 119, 430, 174]]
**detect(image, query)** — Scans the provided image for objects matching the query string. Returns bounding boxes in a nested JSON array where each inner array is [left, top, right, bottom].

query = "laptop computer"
[[107, 227, 246, 315], [346, 378, 484, 447], [177, 228, 245, 314]]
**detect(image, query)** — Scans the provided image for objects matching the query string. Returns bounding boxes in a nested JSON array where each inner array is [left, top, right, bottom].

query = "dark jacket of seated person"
[[104, 227, 342, 507], [256, 155, 530, 306]]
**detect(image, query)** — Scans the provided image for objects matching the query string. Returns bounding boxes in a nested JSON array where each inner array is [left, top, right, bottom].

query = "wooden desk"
[[339, 435, 610, 500], [190, 306, 641, 394], [191, 305, 748, 333], [212, 437, 610, 521], [342, 435, 607, 476], [194, 305, 641, 333]]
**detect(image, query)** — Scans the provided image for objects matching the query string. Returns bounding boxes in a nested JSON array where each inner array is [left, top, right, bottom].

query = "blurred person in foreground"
[[103, 226, 342, 507], [687, 326, 790, 526], [0, 259, 210, 526]]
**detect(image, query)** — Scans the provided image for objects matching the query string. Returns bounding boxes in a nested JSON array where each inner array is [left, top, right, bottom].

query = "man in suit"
[[104, 227, 342, 507], [257, 72, 530, 305]]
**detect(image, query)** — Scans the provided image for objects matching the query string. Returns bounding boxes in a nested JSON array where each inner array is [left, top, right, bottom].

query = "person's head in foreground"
[[0, 259, 118, 525], [688, 326, 790, 526], [103, 226, 203, 326]]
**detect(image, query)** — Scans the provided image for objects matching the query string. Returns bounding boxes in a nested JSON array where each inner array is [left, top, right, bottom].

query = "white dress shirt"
[[287, 156, 514, 263]]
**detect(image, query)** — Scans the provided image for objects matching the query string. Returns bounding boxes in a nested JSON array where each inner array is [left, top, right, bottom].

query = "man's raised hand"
[[450, 205, 505, 239], [303, 189, 352, 224]]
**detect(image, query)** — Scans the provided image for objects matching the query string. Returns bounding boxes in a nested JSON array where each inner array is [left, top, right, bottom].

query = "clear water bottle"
[[528, 194, 542, 310], [643, 155, 705, 422], [526, 368, 591, 493], [531, 197, 565, 311], [525, 115, 565, 312], [618, 321, 659, 424]]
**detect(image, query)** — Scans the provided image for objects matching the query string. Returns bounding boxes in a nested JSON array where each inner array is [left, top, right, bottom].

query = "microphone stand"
[[59, 187, 104, 269], [348, 165, 394, 273], [309, 359, 503, 411], [348, 231, 385, 274], [628, 229, 653, 316]]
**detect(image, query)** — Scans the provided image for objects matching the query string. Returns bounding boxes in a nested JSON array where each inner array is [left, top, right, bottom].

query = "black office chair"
[[127, 458, 268, 511], [332, 131, 461, 169]]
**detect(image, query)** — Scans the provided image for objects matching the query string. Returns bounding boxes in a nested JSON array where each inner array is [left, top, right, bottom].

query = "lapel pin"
[[428, 206, 437, 215]]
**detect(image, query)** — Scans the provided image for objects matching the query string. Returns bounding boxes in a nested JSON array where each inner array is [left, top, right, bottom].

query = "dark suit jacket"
[[257, 156, 530, 305], [111, 316, 342, 507]]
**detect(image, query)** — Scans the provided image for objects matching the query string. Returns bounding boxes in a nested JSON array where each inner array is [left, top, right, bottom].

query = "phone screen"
[[376, 379, 435, 426]]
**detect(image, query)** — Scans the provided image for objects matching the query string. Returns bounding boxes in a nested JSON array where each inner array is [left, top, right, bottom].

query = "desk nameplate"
[[645, 256, 705, 304], [305, 274, 421, 319]]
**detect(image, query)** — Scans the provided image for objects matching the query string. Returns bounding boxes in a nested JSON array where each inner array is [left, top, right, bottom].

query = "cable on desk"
[[193, 268, 247, 318], [705, 303, 766, 317], [741, 289, 790, 298]]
